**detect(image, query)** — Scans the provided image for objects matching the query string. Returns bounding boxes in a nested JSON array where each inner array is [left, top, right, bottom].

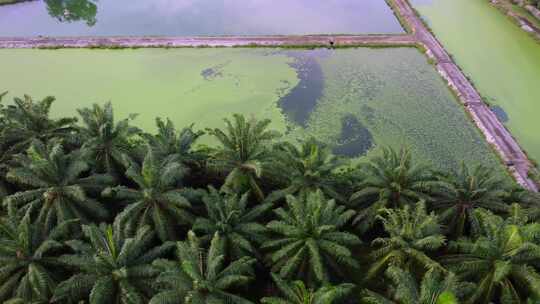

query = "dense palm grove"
[[1, 93, 540, 304]]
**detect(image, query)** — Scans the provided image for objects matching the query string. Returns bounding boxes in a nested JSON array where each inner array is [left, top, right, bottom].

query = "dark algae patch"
[[278, 50, 326, 127], [201, 61, 230, 81], [332, 114, 373, 157]]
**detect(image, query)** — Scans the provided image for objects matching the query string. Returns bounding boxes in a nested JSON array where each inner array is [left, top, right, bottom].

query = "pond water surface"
[[0, 0, 404, 36], [411, 0, 540, 162], [0, 48, 503, 171]]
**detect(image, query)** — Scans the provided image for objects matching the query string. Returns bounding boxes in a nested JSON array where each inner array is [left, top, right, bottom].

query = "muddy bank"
[[491, 0, 540, 40]]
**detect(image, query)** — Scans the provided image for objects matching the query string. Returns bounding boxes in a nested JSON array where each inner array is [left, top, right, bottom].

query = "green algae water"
[[0, 48, 502, 171], [411, 0, 540, 162], [0, 0, 403, 36]]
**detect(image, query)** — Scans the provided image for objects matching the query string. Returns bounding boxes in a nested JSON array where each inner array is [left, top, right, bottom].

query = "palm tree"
[[0, 207, 78, 303], [367, 201, 445, 280], [143, 117, 204, 165], [361, 267, 471, 304], [53, 224, 174, 304], [262, 190, 360, 285], [0, 94, 77, 162], [435, 163, 509, 237], [350, 147, 441, 232], [3, 140, 111, 233], [102, 146, 193, 241], [442, 209, 540, 304], [150, 231, 256, 304], [77, 102, 141, 176], [504, 189, 540, 222], [206, 114, 280, 202], [261, 273, 354, 304], [273, 138, 346, 202], [193, 186, 271, 259]]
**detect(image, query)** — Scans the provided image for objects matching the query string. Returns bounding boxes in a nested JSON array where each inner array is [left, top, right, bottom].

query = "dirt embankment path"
[[0, 35, 417, 48], [392, 0, 537, 191]]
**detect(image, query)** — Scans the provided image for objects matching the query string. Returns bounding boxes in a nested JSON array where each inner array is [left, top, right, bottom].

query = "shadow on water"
[[45, 0, 98, 26], [332, 114, 374, 158], [278, 49, 374, 158], [278, 50, 328, 127], [491, 105, 509, 123]]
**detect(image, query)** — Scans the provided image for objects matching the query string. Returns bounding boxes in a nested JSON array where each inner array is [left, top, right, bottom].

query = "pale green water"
[[0, 48, 296, 135], [0, 48, 503, 171], [411, 0, 540, 162]]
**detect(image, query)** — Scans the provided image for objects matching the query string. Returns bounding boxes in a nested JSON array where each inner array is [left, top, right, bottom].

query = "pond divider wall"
[[0, 0, 536, 191], [0, 35, 417, 48], [391, 0, 538, 191]]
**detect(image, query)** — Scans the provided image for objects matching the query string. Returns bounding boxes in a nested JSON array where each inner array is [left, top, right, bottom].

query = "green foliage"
[[361, 266, 471, 304], [0, 207, 79, 303], [53, 224, 174, 303], [367, 201, 445, 279], [103, 145, 193, 241], [207, 114, 280, 202], [3, 140, 112, 233], [443, 209, 540, 304], [350, 147, 441, 232], [0, 95, 77, 163], [0, 98, 538, 304], [78, 102, 141, 176], [193, 186, 271, 259], [273, 138, 347, 202], [151, 231, 256, 304], [261, 273, 354, 304], [45, 0, 98, 26], [263, 190, 360, 284], [435, 163, 509, 237], [142, 117, 204, 166]]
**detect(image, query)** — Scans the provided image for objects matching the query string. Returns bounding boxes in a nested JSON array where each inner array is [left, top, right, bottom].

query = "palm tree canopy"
[[362, 267, 472, 304], [368, 201, 445, 279], [53, 224, 174, 304], [206, 113, 280, 201], [0, 94, 77, 162], [263, 190, 360, 284], [273, 138, 347, 202], [193, 186, 271, 259], [3, 140, 112, 232], [103, 145, 193, 241], [77, 102, 141, 176], [142, 117, 204, 165], [151, 231, 256, 304], [261, 273, 354, 304], [0, 206, 79, 303], [435, 163, 509, 237], [443, 208, 540, 304], [350, 147, 441, 232]]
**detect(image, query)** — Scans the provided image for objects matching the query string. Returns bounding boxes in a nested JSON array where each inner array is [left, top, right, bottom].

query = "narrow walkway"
[[0, 35, 416, 48], [393, 0, 537, 191]]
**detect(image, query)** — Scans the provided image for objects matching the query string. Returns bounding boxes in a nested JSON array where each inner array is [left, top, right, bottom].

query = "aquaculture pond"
[[0, 48, 502, 171], [0, 0, 404, 36], [411, 0, 540, 162]]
